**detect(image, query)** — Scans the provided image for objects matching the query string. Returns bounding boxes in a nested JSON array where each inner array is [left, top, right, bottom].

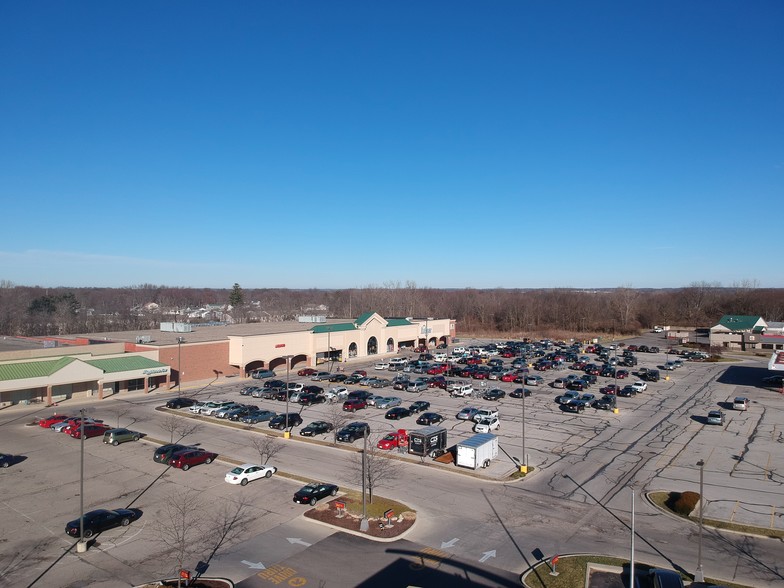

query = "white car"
[[474, 416, 500, 433], [287, 382, 305, 392], [376, 396, 402, 409], [631, 381, 648, 393], [473, 408, 499, 422], [365, 394, 384, 407], [374, 361, 390, 370], [732, 397, 750, 411], [325, 387, 349, 402], [225, 463, 277, 486]]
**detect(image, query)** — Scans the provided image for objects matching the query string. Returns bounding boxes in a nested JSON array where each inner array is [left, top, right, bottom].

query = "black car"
[[166, 397, 196, 409], [263, 379, 286, 390], [153, 444, 194, 464], [344, 375, 362, 384], [239, 386, 260, 396], [275, 390, 297, 401], [617, 386, 637, 397], [269, 413, 303, 430], [328, 373, 348, 383], [409, 400, 431, 413], [416, 412, 444, 426], [298, 393, 326, 406], [509, 388, 531, 398], [643, 369, 661, 382], [0, 453, 15, 468], [591, 395, 617, 410], [336, 422, 370, 442], [385, 407, 412, 420], [300, 421, 334, 437], [303, 385, 325, 395], [65, 508, 138, 538], [293, 482, 339, 505], [562, 399, 586, 413], [347, 390, 372, 401], [483, 389, 506, 401]]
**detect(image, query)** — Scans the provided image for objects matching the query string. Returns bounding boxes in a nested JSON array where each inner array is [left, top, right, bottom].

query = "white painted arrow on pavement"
[[479, 550, 496, 563], [440, 538, 459, 549], [241, 560, 266, 570], [287, 537, 312, 547]]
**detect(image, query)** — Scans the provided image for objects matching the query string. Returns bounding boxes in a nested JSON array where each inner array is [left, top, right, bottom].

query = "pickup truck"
[[377, 429, 408, 450]]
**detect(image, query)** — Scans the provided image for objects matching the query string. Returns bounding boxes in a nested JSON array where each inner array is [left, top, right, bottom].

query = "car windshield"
[[230, 467, 244, 475], [299, 486, 316, 495]]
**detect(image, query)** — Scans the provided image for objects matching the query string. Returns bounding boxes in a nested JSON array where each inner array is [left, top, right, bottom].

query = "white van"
[[389, 357, 408, 367], [453, 347, 466, 355]]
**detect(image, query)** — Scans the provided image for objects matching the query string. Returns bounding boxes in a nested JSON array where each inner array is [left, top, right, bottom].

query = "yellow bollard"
[[613, 408, 620, 414], [520, 465, 528, 474], [664, 376, 670, 381], [283, 431, 291, 439]]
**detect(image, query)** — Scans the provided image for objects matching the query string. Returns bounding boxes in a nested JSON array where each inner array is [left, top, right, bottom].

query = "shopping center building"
[[0, 312, 454, 407]]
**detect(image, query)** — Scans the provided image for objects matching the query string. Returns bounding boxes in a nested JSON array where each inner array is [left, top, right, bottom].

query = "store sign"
[[143, 368, 169, 375]]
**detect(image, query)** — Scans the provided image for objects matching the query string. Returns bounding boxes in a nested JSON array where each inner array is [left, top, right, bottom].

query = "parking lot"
[[2, 334, 783, 587]]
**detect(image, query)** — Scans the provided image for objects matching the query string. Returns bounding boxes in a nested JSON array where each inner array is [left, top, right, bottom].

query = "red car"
[[342, 399, 367, 412], [61, 418, 102, 434], [297, 368, 317, 376], [471, 371, 488, 380], [39, 415, 71, 428], [168, 448, 218, 471], [627, 345, 638, 352], [500, 372, 517, 382], [616, 370, 630, 379], [69, 423, 111, 439], [601, 384, 621, 395], [352, 370, 367, 377], [428, 376, 446, 388]]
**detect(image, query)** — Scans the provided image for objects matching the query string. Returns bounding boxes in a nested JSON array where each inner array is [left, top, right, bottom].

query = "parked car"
[[300, 421, 334, 436], [342, 398, 367, 412], [732, 397, 750, 411], [251, 369, 276, 379], [0, 453, 17, 468], [224, 406, 255, 421], [482, 389, 506, 401], [473, 408, 499, 422], [53, 417, 101, 433], [456, 407, 480, 421], [69, 423, 111, 439], [618, 386, 637, 397], [214, 403, 245, 418], [563, 399, 587, 413], [374, 361, 390, 370], [416, 412, 444, 425], [298, 393, 326, 406], [557, 391, 580, 405], [166, 397, 196, 409], [510, 388, 531, 398], [631, 381, 648, 393], [311, 371, 332, 381], [406, 381, 428, 393], [474, 416, 500, 433], [239, 386, 260, 396], [385, 407, 412, 420], [409, 400, 431, 413], [268, 413, 303, 429], [592, 395, 617, 410], [169, 448, 218, 471], [297, 368, 317, 377], [225, 463, 277, 485], [39, 415, 71, 428], [376, 396, 402, 409], [102, 428, 141, 446], [648, 569, 685, 588], [706, 410, 725, 425], [525, 375, 544, 386], [240, 409, 276, 424], [65, 508, 138, 538], [293, 482, 339, 505], [153, 444, 195, 464], [336, 422, 370, 442]]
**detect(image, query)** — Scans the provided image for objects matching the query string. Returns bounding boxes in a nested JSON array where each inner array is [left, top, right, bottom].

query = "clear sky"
[[1, 1, 782, 290]]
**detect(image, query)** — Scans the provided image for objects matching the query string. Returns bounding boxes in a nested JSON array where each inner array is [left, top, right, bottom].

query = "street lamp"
[[360, 428, 369, 532], [695, 459, 705, 582], [520, 384, 527, 474], [176, 337, 185, 394], [283, 355, 293, 439]]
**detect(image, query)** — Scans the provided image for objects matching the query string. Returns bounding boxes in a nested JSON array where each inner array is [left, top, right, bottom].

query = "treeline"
[[0, 280, 782, 338]]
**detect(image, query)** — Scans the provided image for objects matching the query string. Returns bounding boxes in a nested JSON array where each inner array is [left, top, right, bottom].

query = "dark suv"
[[336, 422, 370, 442], [153, 444, 195, 464], [268, 413, 303, 430]]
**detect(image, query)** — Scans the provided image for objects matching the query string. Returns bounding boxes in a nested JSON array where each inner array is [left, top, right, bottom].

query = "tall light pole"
[[520, 385, 527, 474], [360, 428, 369, 532], [176, 337, 185, 394], [630, 488, 635, 588], [283, 355, 293, 439], [695, 459, 705, 582]]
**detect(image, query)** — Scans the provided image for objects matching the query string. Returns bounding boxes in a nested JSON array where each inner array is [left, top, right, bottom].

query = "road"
[[1, 337, 781, 587]]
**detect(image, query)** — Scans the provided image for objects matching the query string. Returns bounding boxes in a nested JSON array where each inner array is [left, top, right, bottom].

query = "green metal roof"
[[85, 356, 168, 373], [717, 315, 764, 331], [0, 357, 76, 381], [386, 318, 413, 326], [355, 311, 376, 325], [312, 323, 357, 334]]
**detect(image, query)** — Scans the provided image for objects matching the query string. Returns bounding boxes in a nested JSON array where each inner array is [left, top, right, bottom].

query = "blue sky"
[[1, 1, 782, 289]]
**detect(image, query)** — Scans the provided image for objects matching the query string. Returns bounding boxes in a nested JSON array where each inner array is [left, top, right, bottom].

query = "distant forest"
[[1, 280, 782, 339]]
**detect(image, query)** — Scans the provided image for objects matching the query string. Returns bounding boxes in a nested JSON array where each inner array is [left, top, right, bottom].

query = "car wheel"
[[133, 435, 140, 441], [482, 459, 491, 468], [205, 457, 212, 464], [240, 478, 249, 486], [182, 464, 190, 471], [310, 497, 317, 506], [265, 470, 273, 478], [83, 529, 94, 539], [1, 461, 8, 468], [330, 487, 337, 496], [120, 517, 131, 526], [112, 440, 119, 446]]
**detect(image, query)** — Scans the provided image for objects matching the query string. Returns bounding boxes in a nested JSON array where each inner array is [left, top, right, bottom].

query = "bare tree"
[[151, 489, 207, 588], [159, 415, 201, 444], [347, 434, 401, 504], [250, 435, 284, 465], [105, 403, 134, 429], [323, 401, 350, 445]]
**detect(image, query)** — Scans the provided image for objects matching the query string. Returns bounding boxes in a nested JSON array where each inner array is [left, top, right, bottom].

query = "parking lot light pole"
[[520, 386, 527, 474], [283, 355, 293, 439], [695, 459, 705, 582], [176, 337, 185, 394], [360, 429, 369, 532]]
